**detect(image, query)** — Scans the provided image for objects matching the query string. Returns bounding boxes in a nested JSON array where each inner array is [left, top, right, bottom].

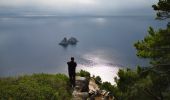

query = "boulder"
[[59, 37, 68, 46], [68, 37, 78, 45], [75, 76, 89, 92], [59, 37, 78, 46]]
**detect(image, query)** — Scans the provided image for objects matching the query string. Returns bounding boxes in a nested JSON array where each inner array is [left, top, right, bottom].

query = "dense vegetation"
[[0, 73, 72, 100], [97, 0, 170, 100]]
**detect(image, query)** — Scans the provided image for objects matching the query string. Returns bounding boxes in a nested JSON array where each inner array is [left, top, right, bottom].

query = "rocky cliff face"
[[72, 76, 114, 100]]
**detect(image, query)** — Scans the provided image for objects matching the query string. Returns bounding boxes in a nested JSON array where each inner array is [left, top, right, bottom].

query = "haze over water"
[[0, 16, 167, 84]]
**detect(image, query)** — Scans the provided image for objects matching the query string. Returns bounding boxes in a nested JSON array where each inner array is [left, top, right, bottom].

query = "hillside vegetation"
[[0, 73, 72, 100]]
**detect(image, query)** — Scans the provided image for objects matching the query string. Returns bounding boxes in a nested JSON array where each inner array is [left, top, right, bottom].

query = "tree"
[[134, 25, 170, 71], [132, 0, 170, 99], [152, 0, 170, 19], [109, 0, 170, 100], [76, 70, 91, 79], [135, 0, 170, 71]]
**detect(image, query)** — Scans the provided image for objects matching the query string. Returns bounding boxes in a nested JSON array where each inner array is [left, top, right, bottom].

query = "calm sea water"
[[0, 16, 167, 84]]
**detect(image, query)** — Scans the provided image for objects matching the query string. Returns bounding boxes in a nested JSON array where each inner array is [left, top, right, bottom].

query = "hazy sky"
[[0, 0, 157, 16]]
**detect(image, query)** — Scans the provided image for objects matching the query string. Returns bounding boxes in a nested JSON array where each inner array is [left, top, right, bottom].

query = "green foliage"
[[100, 81, 120, 99], [76, 70, 90, 79], [0, 73, 72, 100], [98, 65, 169, 99], [93, 76, 102, 85], [112, 18, 170, 99], [111, 67, 170, 100], [134, 26, 170, 70], [115, 20, 170, 99], [116, 68, 138, 92], [152, 0, 170, 19]]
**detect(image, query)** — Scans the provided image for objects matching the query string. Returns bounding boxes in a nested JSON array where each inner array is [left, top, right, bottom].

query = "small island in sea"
[[59, 37, 78, 46]]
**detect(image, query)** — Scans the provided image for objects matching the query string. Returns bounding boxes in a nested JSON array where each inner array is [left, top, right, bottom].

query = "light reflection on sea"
[[77, 50, 121, 85]]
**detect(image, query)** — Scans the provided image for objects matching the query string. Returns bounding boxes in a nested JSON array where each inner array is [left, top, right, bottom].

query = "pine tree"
[[152, 0, 170, 19]]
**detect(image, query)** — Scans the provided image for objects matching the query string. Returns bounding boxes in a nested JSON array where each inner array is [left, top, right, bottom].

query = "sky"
[[0, 0, 157, 16]]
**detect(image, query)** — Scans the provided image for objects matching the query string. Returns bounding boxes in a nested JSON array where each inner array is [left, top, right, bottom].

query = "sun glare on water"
[[77, 51, 121, 85]]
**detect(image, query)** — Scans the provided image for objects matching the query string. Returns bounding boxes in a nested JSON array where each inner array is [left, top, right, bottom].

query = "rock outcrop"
[[59, 37, 68, 46], [59, 37, 78, 46], [72, 76, 114, 100], [68, 37, 78, 45], [72, 76, 89, 100]]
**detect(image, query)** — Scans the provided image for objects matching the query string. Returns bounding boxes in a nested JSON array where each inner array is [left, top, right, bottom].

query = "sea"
[[0, 15, 167, 84]]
